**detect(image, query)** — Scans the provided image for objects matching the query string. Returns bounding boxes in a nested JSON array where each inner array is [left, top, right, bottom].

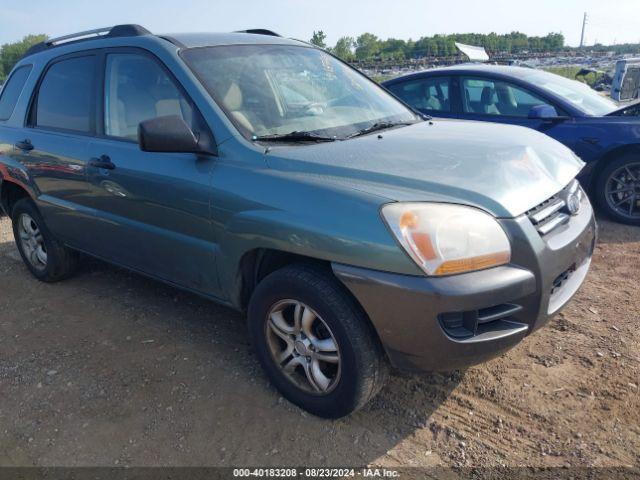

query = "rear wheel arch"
[[10, 196, 78, 281], [0, 180, 32, 216]]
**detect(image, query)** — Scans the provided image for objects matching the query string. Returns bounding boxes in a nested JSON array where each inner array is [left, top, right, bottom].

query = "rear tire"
[[248, 264, 388, 418], [11, 198, 78, 282], [595, 153, 640, 225]]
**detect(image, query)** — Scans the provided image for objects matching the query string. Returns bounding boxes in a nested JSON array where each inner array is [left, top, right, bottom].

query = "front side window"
[[182, 45, 417, 139], [387, 77, 451, 113], [35, 56, 96, 132], [0, 65, 32, 120], [104, 53, 195, 140], [461, 77, 552, 117], [524, 70, 618, 116]]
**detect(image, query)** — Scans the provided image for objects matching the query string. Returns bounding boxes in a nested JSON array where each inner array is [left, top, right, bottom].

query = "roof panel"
[[161, 32, 305, 48]]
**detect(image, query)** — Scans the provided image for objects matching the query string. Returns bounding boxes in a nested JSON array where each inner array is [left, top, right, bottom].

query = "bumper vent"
[[551, 263, 576, 295], [526, 180, 582, 236], [439, 303, 523, 339]]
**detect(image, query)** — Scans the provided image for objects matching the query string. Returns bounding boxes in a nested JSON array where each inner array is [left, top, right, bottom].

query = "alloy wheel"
[[265, 299, 341, 394], [18, 213, 48, 270], [605, 162, 640, 219]]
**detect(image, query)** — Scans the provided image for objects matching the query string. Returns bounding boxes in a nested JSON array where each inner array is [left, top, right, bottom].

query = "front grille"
[[526, 180, 581, 236]]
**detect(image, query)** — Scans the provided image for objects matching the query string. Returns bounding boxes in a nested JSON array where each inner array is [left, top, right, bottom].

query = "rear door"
[[84, 49, 220, 295], [0, 64, 34, 212], [11, 53, 98, 248]]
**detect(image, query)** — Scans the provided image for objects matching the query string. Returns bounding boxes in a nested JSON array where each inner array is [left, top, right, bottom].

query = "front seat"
[[481, 86, 500, 115], [422, 86, 442, 111], [495, 84, 518, 115], [222, 83, 254, 134], [116, 61, 159, 139]]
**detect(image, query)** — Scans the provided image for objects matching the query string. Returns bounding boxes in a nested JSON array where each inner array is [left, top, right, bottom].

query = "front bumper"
[[333, 193, 596, 373]]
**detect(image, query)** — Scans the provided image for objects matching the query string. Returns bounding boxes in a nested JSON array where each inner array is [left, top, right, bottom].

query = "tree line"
[[0, 34, 47, 83], [310, 31, 568, 62], [311, 31, 640, 62]]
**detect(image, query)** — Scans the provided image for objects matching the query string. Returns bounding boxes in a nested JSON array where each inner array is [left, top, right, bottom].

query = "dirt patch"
[[0, 216, 638, 468]]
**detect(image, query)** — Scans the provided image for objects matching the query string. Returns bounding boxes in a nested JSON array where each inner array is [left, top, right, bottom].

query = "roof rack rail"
[[235, 29, 281, 37], [22, 24, 151, 59]]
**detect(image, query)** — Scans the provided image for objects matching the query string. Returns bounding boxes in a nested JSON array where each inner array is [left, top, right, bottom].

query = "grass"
[[543, 66, 599, 87]]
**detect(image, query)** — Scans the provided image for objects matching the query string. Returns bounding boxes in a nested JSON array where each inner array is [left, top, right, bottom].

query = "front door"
[[457, 76, 577, 143], [84, 51, 220, 295]]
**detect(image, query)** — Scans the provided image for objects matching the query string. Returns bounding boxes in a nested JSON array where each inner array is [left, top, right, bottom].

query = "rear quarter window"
[[0, 65, 33, 120]]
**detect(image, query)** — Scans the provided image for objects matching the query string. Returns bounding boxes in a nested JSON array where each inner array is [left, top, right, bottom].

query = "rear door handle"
[[89, 155, 115, 170], [15, 139, 34, 151]]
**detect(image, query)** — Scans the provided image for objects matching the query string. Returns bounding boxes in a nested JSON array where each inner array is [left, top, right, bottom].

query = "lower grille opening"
[[439, 303, 523, 339], [551, 264, 576, 295]]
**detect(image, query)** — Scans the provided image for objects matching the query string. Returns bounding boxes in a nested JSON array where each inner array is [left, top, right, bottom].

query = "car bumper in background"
[[333, 193, 596, 373]]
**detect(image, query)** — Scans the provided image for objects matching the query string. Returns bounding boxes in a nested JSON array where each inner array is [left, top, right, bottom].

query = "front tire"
[[11, 198, 78, 282], [595, 153, 640, 225], [248, 264, 388, 418]]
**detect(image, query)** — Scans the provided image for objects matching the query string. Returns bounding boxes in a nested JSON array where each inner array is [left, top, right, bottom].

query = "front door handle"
[[89, 155, 115, 170], [15, 139, 34, 151]]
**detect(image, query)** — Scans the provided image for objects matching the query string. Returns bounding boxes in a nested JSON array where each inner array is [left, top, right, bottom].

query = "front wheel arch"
[[593, 149, 640, 224], [247, 263, 389, 417], [237, 249, 390, 359], [589, 144, 640, 193], [236, 248, 331, 312]]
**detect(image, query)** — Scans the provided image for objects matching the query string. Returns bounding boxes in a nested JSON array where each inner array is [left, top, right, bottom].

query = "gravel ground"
[[0, 215, 638, 469]]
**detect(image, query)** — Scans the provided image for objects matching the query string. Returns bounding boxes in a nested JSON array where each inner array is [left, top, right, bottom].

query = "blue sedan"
[[383, 65, 640, 225]]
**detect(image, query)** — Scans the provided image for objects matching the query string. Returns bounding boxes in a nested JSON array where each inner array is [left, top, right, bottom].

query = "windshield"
[[524, 70, 618, 116], [182, 45, 418, 139]]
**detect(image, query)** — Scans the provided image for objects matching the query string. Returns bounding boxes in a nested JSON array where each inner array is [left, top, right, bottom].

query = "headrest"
[[223, 83, 243, 111], [496, 84, 517, 107], [481, 86, 495, 104]]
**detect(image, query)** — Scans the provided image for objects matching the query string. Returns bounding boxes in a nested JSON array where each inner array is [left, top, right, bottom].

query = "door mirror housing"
[[138, 115, 214, 155], [528, 104, 565, 121]]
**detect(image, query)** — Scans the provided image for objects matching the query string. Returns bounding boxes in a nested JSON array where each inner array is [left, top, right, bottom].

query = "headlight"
[[381, 203, 511, 276]]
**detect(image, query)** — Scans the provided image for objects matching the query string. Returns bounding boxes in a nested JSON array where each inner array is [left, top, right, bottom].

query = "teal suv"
[[0, 26, 596, 417]]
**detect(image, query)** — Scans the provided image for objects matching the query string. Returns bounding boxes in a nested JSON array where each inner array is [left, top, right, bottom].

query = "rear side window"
[[35, 56, 96, 133], [0, 65, 32, 120], [387, 77, 451, 113]]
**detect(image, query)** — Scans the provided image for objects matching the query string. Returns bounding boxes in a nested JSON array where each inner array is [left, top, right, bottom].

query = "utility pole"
[[579, 12, 587, 48]]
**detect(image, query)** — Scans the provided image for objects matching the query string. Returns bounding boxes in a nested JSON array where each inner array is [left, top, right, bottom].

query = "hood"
[[606, 100, 640, 117], [264, 120, 584, 217]]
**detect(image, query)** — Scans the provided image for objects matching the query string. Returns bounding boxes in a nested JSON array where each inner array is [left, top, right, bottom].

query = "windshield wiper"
[[252, 131, 336, 143], [344, 121, 415, 139]]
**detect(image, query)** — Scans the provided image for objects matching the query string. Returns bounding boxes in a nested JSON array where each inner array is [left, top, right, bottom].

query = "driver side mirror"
[[528, 104, 566, 122], [138, 115, 215, 155]]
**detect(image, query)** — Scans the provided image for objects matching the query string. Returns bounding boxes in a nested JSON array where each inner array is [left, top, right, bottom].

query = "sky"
[[1, 0, 639, 48]]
